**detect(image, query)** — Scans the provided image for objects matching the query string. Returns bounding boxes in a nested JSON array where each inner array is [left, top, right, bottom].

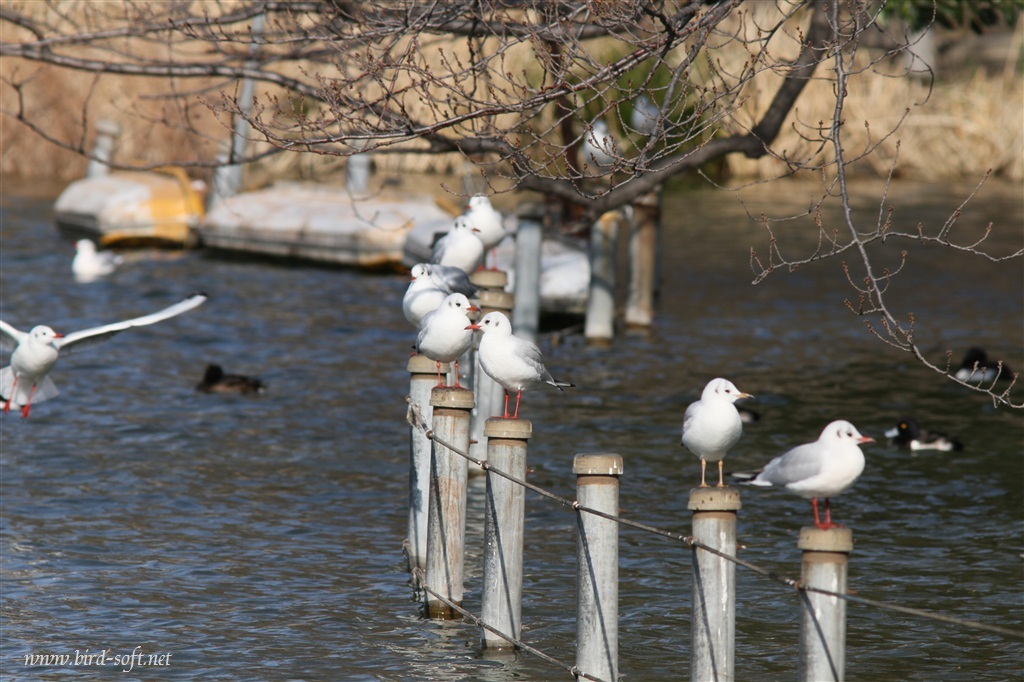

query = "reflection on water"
[[1, 178, 1021, 680]]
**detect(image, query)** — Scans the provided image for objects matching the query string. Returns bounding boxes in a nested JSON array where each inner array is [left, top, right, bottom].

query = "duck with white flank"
[[885, 417, 963, 452], [955, 347, 1014, 383]]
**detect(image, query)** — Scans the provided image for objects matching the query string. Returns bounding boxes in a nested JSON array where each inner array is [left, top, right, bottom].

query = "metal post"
[[480, 418, 532, 648], [574, 453, 623, 682], [625, 192, 659, 328], [469, 270, 514, 465], [584, 211, 621, 346], [512, 216, 542, 343], [407, 354, 448, 579], [424, 386, 475, 618], [689, 486, 741, 682], [798, 527, 852, 682]]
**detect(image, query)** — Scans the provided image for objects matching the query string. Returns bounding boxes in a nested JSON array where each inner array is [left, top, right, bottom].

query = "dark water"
[[1, 177, 1021, 681]]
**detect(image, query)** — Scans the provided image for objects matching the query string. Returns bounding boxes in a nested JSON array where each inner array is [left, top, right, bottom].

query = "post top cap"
[[429, 386, 476, 409], [408, 353, 445, 373], [470, 269, 508, 289], [484, 418, 533, 439], [687, 486, 742, 511], [573, 453, 623, 476], [479, 290, 515, 312], [798, 526, 854, 552]]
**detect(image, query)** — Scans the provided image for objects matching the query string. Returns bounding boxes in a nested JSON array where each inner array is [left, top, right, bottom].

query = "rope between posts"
[[418, 582, 609, 682], [408, 399, 1024, 641]]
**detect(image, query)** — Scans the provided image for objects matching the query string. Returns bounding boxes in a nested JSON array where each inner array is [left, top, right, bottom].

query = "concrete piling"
[[424, 386, 475, 618], [511, 216, 542, 343], [625, 192, 660, 328], [407, 354, 448, 578], [585, 211, 622, 346], [469, 270, 513, 463], [798, 527, 852, 682], [574, 453, 623, 682], [689, 486, 741, 682], [480, 418, 533, 648]]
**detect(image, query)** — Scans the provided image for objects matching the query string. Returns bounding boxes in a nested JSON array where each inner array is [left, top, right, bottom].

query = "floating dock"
[[199, 182, 453, 268], [53, 167, 204, 248]]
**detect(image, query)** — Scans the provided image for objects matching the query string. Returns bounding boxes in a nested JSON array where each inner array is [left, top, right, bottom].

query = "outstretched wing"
[[0, 320, 27, 352], [56, 293, 208, 352]]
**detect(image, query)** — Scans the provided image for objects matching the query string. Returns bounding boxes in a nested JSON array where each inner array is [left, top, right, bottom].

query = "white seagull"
[[72, 239, 123, 282], [0, 293, 208, 417], [466, 311, 573, 419], [580, 118, 617, 172], [680, 378, 754, 488], [416, 293, 479, 388], [464, 195, 507, 268], [403, 264, 451, 327], [737, 420, 874, 530], [630, 93, 660, 138], [431, 216, 485, 274]]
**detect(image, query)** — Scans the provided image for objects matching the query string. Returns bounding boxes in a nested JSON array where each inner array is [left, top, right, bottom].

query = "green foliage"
[[881, 0, 1023, 33]]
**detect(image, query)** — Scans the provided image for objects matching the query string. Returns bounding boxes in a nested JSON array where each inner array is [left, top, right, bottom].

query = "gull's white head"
[[467, 311, 510, 335], [75, 239, 97, 254], [28, 325, 63, 346], [468, 195, 492, 211], [441, 293, 478, 315], [452, 215, 479, 233], [819, 420, 874, 446], [411, 263, 431, 280], [701, 377, 753, 403]]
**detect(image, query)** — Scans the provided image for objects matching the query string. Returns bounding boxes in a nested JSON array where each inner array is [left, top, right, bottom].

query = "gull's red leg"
[[435, 361, 445, 387], [502, 390, 511, 419], [812, 498, 824, 529], [823, 498, 834, 529], [20, 383, 36, 419], [453, 360, 461, 389], [3, 376, 17, 413], [512, 390, 522, 419]]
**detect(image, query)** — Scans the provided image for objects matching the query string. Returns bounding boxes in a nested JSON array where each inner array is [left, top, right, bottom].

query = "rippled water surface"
[[1, 177, 1022, 680]]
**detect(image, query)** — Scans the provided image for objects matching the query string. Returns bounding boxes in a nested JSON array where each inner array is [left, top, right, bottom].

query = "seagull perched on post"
[[466, 311, 574, 419], [0, 293, 207, 417], [416, 293, 479, 388], [431, 216, 485, 274], [735, 420, 873, 530], [464, 195, 507, 268], [680, 378, 753, 488]]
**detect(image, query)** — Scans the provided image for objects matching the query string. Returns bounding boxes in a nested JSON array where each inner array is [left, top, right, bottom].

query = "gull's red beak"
[[858, 435, 874, 444], [467, 305, 480, 313], [53, 333, 65, 338], [465, 323, 481, 331]]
